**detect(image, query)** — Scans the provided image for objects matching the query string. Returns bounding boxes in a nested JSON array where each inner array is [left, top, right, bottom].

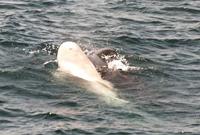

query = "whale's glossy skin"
[[57, 42, 102, 81], [87, 48, 118, 73], [57, 41, 113, 89]]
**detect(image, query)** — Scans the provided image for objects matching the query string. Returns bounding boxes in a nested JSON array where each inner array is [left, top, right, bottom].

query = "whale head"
[[57, 41, 102, 82], [57, 41, 82, 63]]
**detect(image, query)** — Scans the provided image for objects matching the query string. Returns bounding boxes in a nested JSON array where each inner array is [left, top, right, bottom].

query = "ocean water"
[[0, 0, 200, 134]]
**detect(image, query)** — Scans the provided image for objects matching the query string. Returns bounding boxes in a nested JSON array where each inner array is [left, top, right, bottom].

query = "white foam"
[[106, 54, 142, 72], [108, 59, 129, 71]]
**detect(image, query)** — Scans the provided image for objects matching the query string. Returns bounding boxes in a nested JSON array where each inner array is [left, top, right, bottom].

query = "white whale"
[[57, 41, 112, 87], [56, 41, 128, 105]]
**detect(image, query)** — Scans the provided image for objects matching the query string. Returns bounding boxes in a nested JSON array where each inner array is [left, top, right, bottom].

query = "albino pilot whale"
[[56, 41, 128, 105], [57, 41, 112, 88]]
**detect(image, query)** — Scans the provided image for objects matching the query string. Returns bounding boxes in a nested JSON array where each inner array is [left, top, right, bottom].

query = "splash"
[[101, 51, 142, 72], [22, 42, 59, 56]]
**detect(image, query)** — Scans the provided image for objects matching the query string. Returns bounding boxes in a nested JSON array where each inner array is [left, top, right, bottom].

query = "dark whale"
[[87, 48, 118, 73]]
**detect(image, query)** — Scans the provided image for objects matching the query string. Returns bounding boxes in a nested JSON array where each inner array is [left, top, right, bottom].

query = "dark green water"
[[0, 0, 200, 134]]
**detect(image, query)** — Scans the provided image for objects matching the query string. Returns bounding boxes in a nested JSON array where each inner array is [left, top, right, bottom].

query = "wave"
[[162, 7, 200, 14]]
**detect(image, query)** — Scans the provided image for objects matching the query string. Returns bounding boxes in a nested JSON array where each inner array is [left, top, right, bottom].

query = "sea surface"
[[0, 0, 200, 135]]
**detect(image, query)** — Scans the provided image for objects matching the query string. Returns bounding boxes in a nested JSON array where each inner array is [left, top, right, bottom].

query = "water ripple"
[[0, 0, 200, 134]]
